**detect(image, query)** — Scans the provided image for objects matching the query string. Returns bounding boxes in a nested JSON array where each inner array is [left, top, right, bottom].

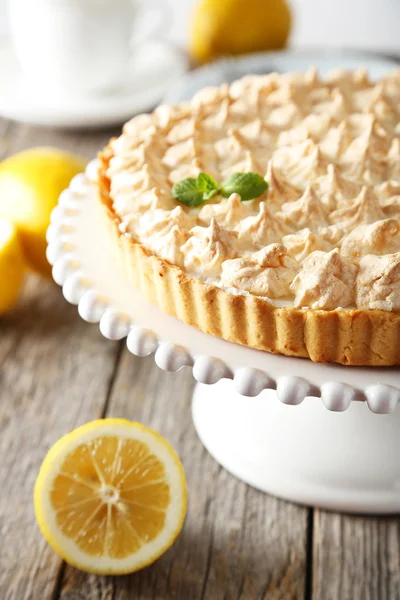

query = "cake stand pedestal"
[[193, 382, 400, 513], [47, 162, 400, 514]]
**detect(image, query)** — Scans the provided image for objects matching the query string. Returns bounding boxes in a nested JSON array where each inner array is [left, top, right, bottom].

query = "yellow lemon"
[[0, 219, 25, 316], [190, 0, 292, 64], [34, 419, 187, 575], [0, 147, 86, 278]]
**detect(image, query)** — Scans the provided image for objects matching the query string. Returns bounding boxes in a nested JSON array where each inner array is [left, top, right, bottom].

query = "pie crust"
[[97, 70, 400, 366]]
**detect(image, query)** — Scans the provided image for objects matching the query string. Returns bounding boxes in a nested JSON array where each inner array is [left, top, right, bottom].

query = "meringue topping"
[[107, 69, 400, 311], [356, 253, 400, 311], [291, 249, 357, 310], [221, 244, 299, 298], [182, 218, 238, 278], [340, 219, 400, 259]]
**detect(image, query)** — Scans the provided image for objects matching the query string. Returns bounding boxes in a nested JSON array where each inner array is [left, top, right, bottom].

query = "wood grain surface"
[[0, 123, 399, 600]]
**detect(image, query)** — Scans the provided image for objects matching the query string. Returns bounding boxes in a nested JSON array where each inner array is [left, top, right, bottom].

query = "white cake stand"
[[47, 162, 400, 514]]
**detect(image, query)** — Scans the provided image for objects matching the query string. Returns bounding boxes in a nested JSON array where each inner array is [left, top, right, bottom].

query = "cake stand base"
[[192, 380, 400, 514]]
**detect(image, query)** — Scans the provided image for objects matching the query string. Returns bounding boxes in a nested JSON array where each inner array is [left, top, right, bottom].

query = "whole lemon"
[[0, 219, 25, 315], [0, 147, 86, 278], [190, 0, 292, 64]]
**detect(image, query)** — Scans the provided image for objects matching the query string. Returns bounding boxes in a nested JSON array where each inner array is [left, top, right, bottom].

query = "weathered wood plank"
[[0, 276, 120, 600], [0, 123, 124, 599], [59, 351, 309, 600], [313, 511, 400, 600], [0, 120, 118, 160]]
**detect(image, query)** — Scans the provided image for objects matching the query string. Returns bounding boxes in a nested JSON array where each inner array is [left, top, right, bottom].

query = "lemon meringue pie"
[[98, 68, 400, 366]]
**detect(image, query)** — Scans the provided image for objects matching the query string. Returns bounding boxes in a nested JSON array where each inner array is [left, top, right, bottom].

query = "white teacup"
[[7, 0, 170, 96]]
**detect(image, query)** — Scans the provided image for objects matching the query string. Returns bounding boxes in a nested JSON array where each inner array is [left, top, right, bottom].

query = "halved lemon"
[[34, 419, 187, 575]]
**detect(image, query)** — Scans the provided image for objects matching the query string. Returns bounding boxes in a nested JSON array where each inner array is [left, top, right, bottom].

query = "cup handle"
[[131, 0, 172, 48]]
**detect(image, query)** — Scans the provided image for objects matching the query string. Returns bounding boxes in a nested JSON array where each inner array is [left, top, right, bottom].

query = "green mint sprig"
[[220, 173, 268, 201], [172, 172, 268, 207], [172, 173, 219, 207]]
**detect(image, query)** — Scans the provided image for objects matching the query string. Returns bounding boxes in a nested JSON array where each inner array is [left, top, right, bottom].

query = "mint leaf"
[[220, 172, 268, 201], [197, 173, 219, 200], [172, 172, 219, 207]]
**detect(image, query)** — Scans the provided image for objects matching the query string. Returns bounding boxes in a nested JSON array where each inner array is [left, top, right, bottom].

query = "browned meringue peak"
[[364, 82, 400, 130], [338, 119, 391, 184], [119, 113, 158, 144], [277, 185, 329, 230], [280, 66, 320, 87], [387, 138, 400, 181], [318, 224, 346, 246], [163, 138, 218, 185], [198, 193, 252, 229], [272, 68, 321, 106], [278, 113, 334, 148], [115, 187, 175, 220], [377, 181, 400, 218], [356, 253, 400, 310], [182, 218, 238, 278], [237, 119, 276, 149], [381, 70, 400, 110], [330, 186, 385, 229], [309, 119, 351, 160], [234, 77, 282, 119], [326, 88, 354, 121], [339, 143, 386, 185], [263, 79, 312, 111], [343, 114, 391, 157], [264, 102, 305, 132], [191, 83, 230, 112], [214, 136, 265, 179], [109, 142, 169, 187], [162, 137, 202, 169], [222, 128, 268, 175], [220, 243, 299, 299], [377, 180, 400, 201], [381, 197, 400, 219], [148, 225, 189, 268], [202, 98, 238, 131], [166, 117, 200, 145], [265, 161, 301, 207], [272, 140, 328, 190], [236, 202, 291, 249], [139, 206, 195, 237], [325, 68, 371, 91], [230, 150, 267, 178], [282, 228, 333, 263], [228, 72, 279, 101], [109, 159, 173, 216], [154, 103, 192, 130], [290, 248, 357, 310], [340, 219, 400, 260], [314, 164, 360, 211]]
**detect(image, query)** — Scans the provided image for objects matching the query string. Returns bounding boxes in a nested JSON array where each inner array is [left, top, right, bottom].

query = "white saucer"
[[0, 38, 188, 129]]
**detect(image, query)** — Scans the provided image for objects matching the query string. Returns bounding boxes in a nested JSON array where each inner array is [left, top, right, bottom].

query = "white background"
[[0, 0, 399, 56]]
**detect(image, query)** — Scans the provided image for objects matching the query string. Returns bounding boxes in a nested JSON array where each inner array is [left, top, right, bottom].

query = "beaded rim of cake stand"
[[46, 160, 400, 415]]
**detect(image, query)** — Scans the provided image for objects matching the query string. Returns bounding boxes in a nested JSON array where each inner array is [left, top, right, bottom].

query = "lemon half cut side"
[[34, 419, 187, 575]]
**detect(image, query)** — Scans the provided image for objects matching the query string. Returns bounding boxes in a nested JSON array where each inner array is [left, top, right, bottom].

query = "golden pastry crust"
[[98, 147, 400, 366]]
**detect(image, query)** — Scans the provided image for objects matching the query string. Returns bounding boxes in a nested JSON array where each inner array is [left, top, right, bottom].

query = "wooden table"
[[1, 122, 399, 600]]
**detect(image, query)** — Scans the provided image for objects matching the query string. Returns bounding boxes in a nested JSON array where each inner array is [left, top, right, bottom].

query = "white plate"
[[164, 49, 400, 103], [0, 39, 188, 129]]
